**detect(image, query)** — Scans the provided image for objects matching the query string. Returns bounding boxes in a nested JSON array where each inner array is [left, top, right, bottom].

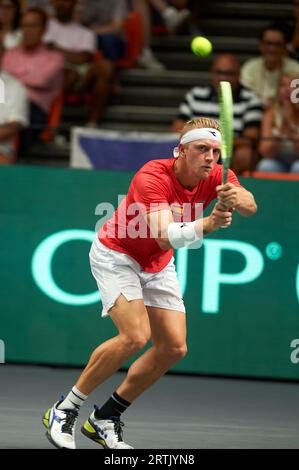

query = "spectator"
[[241, 22, 299, 107], [44, 0, 114, 125], [172, 54, 263, 174], [131, 0, 190, 70], [77, 0, 127, 62], [0, 36, 28, 164], [289, 0, 299, 60], [0, 0, 22, 48], [2, 8, 64, 143], [257, 74, 299, 173]]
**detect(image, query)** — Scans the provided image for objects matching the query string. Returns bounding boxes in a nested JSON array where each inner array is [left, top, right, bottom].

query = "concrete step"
[[154, 51, 253, 71], [62, 105, 87, 123], [98, 122, 172, 133], [200, 18, 270, 37], [151, 35, 259, 54], [119, 69, 210, 88], [205, 2, 292, 19], [103, 105, 177, 124], [20, 141, 70, 165], [112, 86, 187, 107]]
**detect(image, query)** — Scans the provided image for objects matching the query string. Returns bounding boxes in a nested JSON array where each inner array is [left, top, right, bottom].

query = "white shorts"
[[89, 238, 186, 317]]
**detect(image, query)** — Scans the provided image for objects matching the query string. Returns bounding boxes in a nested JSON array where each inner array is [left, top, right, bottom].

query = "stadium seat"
[[117, 11, 143, 69]]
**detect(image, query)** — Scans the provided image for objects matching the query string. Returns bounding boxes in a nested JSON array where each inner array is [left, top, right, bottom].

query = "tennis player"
[[42, 117, 257, 449]]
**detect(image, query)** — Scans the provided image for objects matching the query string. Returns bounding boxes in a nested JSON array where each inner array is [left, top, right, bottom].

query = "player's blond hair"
[[180, 117, 221, 140]]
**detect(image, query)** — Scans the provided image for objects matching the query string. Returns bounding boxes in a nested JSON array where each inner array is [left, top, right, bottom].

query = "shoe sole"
[[81, 420, 108, 449], [42, 407, 72, 450]]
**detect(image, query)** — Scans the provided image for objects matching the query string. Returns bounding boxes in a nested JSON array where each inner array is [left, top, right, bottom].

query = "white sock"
[[58, 386, 88, 411]]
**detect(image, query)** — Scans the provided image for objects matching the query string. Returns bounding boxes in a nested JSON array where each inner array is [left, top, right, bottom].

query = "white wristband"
[[167, 221, 203, 249]]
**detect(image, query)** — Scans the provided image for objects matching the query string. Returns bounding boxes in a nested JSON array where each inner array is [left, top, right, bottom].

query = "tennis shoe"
[[163, 7, 190, 33], [42, 400, 78, 449], [81, 409, 133, 449]]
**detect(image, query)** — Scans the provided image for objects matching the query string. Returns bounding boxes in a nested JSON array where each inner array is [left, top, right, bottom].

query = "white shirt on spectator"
[[241, 57, 299, 106], [0, 71, 28, 157], [43, 18, 96, 53], [3, 30, 22, 49], [0, 71, 28, 125]]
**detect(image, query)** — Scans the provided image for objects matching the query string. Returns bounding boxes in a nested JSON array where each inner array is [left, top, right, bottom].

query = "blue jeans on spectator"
[[257, 158, 299, 173], [97, 34, 126, 62]]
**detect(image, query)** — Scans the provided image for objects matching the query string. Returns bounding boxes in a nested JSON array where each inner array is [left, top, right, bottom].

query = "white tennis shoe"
[[81, 411, 133, 449], [42, 401, 78, 449]]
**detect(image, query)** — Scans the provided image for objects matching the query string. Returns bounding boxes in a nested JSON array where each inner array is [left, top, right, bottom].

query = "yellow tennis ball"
[[191, 36, 212, 57]]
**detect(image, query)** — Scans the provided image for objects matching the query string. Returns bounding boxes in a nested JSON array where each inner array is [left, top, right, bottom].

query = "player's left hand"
[[216, 183, 239, 209]]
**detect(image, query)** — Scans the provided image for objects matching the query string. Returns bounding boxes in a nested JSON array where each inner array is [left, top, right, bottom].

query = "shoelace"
[[61, 410, 78, 435], [111, 418, 125, 442]]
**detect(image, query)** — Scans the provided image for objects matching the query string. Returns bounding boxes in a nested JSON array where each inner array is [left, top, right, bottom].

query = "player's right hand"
[[210, 201, 233, 229]]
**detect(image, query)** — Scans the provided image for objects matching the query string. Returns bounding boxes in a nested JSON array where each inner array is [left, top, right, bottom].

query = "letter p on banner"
[[0, 78, 5, 103], [0, 340, 5, 363], [202, 239, 264, 314]]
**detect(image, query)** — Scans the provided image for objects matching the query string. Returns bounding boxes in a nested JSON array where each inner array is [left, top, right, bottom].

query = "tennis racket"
[[219, 81, 233, 227]]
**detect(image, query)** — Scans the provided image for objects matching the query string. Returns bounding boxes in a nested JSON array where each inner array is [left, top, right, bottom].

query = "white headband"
[[173, 128, 222, 158]]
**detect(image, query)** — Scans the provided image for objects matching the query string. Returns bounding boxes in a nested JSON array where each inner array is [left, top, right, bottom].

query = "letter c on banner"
[[31, 230, 99, 306]]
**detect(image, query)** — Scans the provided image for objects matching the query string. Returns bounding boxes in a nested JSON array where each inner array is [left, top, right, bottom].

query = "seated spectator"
[[44, 0, 114, 125], [2, 8, 64, 146], [257, 74, 299, 173], [0, 36, 28, 164], [172, 54, 263, 174], [131, 0, 190, 70], [77, 0, 127, 63], [241, 22, 299, 107], [0, 0, 22, 48]]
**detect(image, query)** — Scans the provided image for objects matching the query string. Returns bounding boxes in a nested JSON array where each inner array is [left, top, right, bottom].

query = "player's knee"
[[120, 332, 149, 356], [160, 343, 188, 363], [170, 344, 188, 361]]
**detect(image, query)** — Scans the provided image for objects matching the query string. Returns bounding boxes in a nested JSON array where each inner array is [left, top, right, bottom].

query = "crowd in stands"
[[0, 0, 298, 175]]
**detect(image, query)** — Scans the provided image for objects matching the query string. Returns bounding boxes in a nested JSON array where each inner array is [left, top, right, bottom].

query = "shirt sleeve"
[[130, 170, 170, 214], [80, 29, 96, 53]]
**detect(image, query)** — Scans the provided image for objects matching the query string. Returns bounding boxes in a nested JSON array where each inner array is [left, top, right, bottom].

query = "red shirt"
[[99, 158, 241, 273]]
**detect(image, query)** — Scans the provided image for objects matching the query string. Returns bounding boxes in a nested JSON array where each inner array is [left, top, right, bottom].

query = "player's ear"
[[179, 143, 187, 158]]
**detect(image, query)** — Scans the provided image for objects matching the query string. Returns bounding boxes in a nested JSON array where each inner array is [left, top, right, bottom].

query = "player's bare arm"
[[147, 204, 233, 251], [216, 183, 257, 217]]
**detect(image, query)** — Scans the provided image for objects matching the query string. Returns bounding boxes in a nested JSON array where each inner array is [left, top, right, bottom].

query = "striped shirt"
[[177, 84, 263, 137]]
